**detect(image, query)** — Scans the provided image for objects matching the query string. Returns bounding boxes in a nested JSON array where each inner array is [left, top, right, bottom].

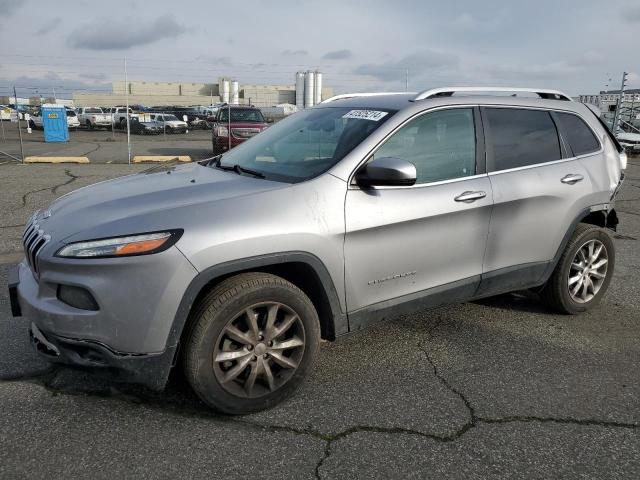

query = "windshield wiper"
[[232, 164, 265, 178], [214, 158, 265, 178]]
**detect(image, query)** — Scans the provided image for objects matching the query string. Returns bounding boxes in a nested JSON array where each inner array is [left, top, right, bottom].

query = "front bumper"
[[9, 251, 196, 388], [11, 243, 196, 349], [28, 321, 176, 389]]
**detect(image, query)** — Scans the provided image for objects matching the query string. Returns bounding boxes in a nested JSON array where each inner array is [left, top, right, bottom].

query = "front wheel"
[[540, 223, 615, 314], [183, 273, 320, 414]]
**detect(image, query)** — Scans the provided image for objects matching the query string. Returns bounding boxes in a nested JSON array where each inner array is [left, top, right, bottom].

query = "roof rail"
[[413, 87, 573, 102], [321, 92, 411, 104]]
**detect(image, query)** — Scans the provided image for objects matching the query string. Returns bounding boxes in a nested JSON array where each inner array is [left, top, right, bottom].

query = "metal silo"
[[295, 72, 305, 110], [220, 78, 230, 104], [231, 80, 239, 104], [314, 71, 322, 105], [304, 71, 315, 108]]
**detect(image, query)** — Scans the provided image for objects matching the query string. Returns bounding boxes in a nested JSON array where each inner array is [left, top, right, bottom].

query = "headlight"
[[56, 230, 182, 258], [216, 126, 228, 136]]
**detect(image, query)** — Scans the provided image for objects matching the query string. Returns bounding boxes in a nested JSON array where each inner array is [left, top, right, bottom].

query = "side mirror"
[[355, 156, 417, 188]]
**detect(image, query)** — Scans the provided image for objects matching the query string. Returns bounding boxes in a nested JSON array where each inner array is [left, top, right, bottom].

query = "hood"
[[39, 162, 287, 245], [227, 121, 268, 129]]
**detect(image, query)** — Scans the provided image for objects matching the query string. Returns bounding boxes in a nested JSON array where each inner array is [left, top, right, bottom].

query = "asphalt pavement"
[[0, 123, 214, 164], [0, 160, 638, 479]]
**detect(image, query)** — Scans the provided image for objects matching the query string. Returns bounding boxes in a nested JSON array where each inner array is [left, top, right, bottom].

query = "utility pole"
[[124, 57, 132, 164], [14, 86, 24, 163], [612, 71, 628, 135], [405, 68, 409, 92]]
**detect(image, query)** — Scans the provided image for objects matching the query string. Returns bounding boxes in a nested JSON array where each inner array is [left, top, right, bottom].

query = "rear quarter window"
[[552, 112, 600, 156]]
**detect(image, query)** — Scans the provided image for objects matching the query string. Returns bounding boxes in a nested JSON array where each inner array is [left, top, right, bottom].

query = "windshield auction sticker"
[[342, 110, 389, 121]]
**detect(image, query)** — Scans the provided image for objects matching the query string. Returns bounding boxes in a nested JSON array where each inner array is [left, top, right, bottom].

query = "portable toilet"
[[42, 104, 69, 142]]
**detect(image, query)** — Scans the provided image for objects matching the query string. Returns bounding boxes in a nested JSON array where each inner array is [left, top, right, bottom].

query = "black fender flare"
[[540, 206, 617, 284], [166, 251, 347, 350]]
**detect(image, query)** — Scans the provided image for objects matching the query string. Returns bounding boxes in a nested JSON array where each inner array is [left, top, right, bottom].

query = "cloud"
[[67, 14, 186, 50], [35, 18, 61, 35], [354, 50, 459, 82], [78, 72, 108, 82], [281, 49, 308, 56], [1, 71, 110, 98], [624, 5, 640, 23], [196, 55, 233, 66], [0, 0, 25, 17], [323, 49, 352, 60]]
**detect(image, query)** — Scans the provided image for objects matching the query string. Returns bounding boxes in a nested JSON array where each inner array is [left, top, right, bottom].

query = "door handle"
[[454, 191, 487, 203], [561, 174, 584, 185]]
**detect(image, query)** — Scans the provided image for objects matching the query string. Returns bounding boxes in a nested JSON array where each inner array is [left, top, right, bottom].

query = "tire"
[[28, 120, 35, 129], [183, 272, 320, 414], [86, 120, 93, 130], [540, 223, 615, 314]]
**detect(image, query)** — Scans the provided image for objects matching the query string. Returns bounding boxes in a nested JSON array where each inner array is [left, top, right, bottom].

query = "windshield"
[[218, 108, 265, 123], [217, 106, 396, 183], [66, 110, 76, 117], [163, 114, 179, 121]]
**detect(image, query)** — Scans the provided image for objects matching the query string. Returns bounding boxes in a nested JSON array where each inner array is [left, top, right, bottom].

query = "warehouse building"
[[73, 75, 333, 108]]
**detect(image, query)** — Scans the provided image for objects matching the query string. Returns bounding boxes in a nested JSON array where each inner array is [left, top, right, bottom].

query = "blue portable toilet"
[[42, 104, 69, 142]]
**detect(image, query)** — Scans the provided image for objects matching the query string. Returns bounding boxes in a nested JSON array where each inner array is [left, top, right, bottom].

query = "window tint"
[[485, 108, 561, 171], [553, 112, 600, 156], [374, 108, 476, 184]]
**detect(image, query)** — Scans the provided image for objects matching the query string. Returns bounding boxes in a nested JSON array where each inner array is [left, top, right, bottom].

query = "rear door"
[[478, 106, 594, 295], [344, 107, 493, 320]]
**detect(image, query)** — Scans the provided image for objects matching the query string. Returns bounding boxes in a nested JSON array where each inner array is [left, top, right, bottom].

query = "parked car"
[[10, 87, 626, 414], [0, 105, 11, 121], [129, 117, 162, 135], [617, 132, 640, 154], [65, 108, 80, 130], [211, 105, 268, 153], [27, 109, 43, 129], [147, 113, 188, 133], [76, 107, 112, 130]]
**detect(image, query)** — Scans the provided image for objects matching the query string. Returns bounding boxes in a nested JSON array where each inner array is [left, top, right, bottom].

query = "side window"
[[553, 112, 600, 156], [485, 108, 561, 171], [374, 108, 476, 184]]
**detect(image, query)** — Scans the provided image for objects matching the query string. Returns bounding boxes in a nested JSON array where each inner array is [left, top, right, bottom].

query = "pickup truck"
[[76, 107, 112, 130], [106, 106, 140, 129], [28, 108, 80, 130]]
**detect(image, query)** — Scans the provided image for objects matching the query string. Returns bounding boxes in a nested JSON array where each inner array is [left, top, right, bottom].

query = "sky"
[[0, 0, 638, 99]]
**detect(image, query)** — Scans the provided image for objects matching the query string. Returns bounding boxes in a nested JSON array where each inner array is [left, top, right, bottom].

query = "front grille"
[[22, 213, 50, 278], [231, 128, 261, 139]]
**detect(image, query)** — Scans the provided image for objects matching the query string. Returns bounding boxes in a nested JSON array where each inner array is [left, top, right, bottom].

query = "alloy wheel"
[[212, 302, 306, 398], [567, 239, 608, 303]]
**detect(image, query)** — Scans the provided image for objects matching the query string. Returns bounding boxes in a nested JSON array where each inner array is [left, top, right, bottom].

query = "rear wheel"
[[183, 273, 320, 414], [541, 223, 615, 314], [86, 120, 93, 130]]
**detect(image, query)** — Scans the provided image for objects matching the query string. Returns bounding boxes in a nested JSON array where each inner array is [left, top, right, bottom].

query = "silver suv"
[[9, 87, 627, 414]]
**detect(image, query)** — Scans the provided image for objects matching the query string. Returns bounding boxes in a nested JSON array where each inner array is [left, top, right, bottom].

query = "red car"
[[211, 105, 269, 154]]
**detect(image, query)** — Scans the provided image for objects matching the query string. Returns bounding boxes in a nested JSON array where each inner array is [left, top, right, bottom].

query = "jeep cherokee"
[[9, 87, 627, 414]]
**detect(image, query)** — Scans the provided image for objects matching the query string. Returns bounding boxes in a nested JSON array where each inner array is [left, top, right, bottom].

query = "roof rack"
[[321, 92, 411, 104], [413, 87, 572, 102]]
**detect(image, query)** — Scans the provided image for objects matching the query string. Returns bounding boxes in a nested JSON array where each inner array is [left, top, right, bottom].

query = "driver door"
[[344, 107, 492, 328]]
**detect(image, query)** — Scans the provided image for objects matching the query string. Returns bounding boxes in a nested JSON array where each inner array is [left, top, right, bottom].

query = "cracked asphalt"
[[0, 160, 638, 479]]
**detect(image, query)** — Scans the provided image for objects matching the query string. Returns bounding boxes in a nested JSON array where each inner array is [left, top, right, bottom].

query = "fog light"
[[57, 285, 99, 311]]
